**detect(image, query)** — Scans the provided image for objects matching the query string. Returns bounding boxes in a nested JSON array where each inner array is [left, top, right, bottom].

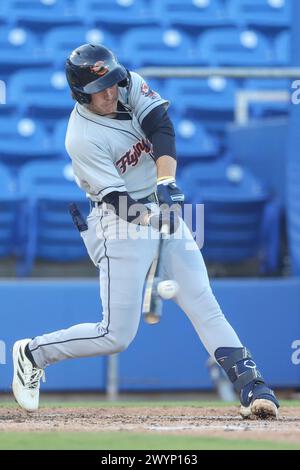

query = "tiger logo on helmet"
[[90, 61, 109, 77]]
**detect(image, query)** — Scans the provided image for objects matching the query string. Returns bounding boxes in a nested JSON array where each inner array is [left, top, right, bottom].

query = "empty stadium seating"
[[197, 28, 274, 65], [226, 118, 288, 206], [44, 26, 117, 66], [166, 77, 237, 114], [179, 160, 264, 202], [0, 26, 51, 79], [0, 117, 61, 168], [179, 161, 280, 271], [8, 68, 73, 122], [0, 0, 293, 275], [153, 0, 232, 28], [201, 197, 267, 263], [172, 117, 220, 159], [228, 0, 291, 28], [0, 2, 6, 25], [166, 77, 236, 131], [4, 0, 82, 32], [120, 28, 195, 68], [53, 119, 70, 159], [80, 0, 158, 29], [17, 161, 88, 276], [0, 163, 23, 260], [275, 30, 291, 64], [243, 78, 290, 117]]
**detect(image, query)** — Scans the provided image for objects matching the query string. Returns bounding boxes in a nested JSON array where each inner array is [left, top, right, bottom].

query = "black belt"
[[90, 192, 158, 209]]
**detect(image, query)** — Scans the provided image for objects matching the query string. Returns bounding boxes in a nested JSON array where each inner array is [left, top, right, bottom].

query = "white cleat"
[[12, 339, 45, 412], [240, 398, 279, 420]]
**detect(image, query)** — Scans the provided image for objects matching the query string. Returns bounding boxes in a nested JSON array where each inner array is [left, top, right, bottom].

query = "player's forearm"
[[101, 190, 178, 233], [156, 155, 177, 181], [102, 191, 149, 225], [141, 105, 177, 171], [155, 157, 184, 210]]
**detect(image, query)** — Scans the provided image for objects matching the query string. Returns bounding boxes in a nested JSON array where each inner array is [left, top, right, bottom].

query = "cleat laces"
[[24, 365, 45, 390]]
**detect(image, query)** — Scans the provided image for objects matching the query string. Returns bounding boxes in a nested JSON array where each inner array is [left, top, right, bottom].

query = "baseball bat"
[[142, 224, 168, 324]]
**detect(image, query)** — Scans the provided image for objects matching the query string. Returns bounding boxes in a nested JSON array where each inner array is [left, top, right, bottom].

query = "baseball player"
[[12, 44, 279, 419]]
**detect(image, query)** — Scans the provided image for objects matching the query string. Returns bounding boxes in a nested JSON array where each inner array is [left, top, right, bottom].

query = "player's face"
[[89, 85, 119, 115]]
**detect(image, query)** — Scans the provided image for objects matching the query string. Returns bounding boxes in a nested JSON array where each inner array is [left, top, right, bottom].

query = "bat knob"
[[144, 313, 161, 325]]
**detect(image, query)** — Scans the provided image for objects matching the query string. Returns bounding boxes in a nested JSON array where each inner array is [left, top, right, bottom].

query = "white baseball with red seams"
[[157, 280, 179, 299]]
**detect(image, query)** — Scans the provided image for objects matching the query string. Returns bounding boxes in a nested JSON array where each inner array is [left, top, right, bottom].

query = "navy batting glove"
[[156, 177, 185, 209], [149, 209, 180, 235]]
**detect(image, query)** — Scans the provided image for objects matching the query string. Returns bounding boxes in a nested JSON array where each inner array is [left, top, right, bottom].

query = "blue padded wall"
[[287, 0, 300, 275], [0, 278, 299, 392]]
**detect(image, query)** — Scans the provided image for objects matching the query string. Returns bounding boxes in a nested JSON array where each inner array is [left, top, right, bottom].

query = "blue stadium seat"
[[153, 0, 231, 28], [44, 26, 116, 66], [0, 1, 8, 26], [275, 31, 291, 65], [228, 0, 291, 28], [0, 103, 17, 118], [0, 163, 23, 260], [121, 28, 195, 68], [244, 79, 290, 117], [0, 27, 51, 78], [180, 162, 279, 271], [0, 117, 61, 167], [226, 118, 288, 207], [166, 77, 237, 114], [200, 187, 281, 273], [0, 79, 17, 117], [179, 161, 265, 202], [8, 69, 73, 122], [197, 28, 273, 65], [18, 161, 83, 199], [18, 161, 88, 276], [0, 163, 16, 194], [201, 196, 269, 264], [180, 160, 226, 202], [53, 119, 70, 159], [80, 0, 158, 29], [172, 117, 220, 159], [244, 78, 290, 91], [5, 0, 82, 32]]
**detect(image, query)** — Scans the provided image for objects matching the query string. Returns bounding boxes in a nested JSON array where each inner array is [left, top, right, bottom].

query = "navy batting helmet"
[[65, 44, 128, 105]]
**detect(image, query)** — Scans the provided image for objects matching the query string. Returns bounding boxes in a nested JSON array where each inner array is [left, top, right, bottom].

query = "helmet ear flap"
[[71, 89, 91, 105], [118, 78, 127, 88], [118, 69, 131, 89]]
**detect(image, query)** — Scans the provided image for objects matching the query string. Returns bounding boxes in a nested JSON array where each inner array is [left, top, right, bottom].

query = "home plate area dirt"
[[0, 406, 299, 444]]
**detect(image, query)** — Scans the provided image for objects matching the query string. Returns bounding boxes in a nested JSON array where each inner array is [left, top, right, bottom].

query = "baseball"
[[157, 280, 179, 299]]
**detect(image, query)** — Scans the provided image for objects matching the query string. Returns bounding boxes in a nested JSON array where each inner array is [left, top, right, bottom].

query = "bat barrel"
[[143, 277, 163, 324]]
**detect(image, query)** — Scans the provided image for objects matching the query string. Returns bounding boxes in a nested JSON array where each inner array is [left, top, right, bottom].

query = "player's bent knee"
[[109, 337, 133, 354], [112, 342, 129, 354], [103, 331, 136, 354], [103, 320, 138, 354]]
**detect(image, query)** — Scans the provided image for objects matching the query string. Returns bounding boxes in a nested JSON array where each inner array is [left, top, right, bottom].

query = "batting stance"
[[12, 44, 279, 419]]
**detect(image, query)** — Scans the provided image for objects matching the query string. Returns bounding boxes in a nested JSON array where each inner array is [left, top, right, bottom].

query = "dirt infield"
[[1, 406, 299, 444]]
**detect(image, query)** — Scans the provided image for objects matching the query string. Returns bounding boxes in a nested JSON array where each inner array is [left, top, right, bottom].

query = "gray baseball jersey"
[[65, 72, 169, 201]]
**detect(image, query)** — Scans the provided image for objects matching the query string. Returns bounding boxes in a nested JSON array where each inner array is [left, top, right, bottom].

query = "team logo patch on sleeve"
[[141, 81, 157, 99]]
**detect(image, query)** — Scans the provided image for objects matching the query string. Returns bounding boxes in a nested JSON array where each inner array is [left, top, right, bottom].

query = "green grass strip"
[[0, 432, 299, 450]]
